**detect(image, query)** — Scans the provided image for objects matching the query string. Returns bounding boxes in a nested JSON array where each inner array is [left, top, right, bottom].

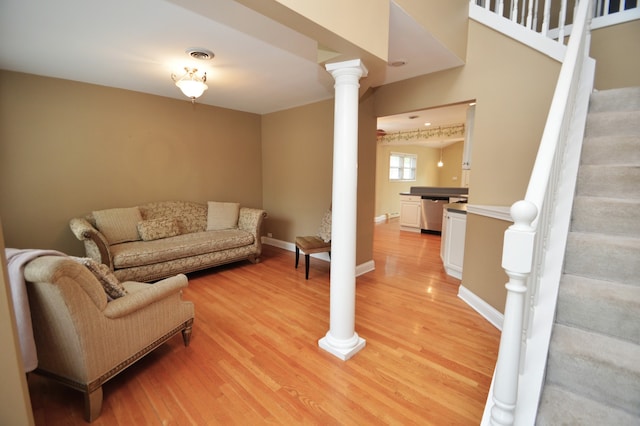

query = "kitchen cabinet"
[[399, 195, 421, 232], [441, 208, 467, 279]]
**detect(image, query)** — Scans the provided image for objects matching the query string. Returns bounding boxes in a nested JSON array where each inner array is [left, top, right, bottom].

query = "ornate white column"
[[318, 59, 368, 360]]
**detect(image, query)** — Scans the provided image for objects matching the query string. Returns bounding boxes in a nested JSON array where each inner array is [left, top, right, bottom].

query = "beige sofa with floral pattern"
[[70, 201, 267, 282]]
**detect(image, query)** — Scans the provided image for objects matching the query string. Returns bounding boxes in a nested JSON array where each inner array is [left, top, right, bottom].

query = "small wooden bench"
[[294, 236, 331, 279]]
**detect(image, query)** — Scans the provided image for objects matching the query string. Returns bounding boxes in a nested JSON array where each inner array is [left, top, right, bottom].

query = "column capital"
[[325, 59, 368, 79]]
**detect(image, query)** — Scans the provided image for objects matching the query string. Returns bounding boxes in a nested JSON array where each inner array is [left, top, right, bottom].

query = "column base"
[[318, 333, 366, 361]]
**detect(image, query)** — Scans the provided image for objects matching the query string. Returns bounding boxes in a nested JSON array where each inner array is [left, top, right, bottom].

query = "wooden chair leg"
[[295, 246, 300, 269], [305, 254, 310, 279], [84, 386, 103, 423]]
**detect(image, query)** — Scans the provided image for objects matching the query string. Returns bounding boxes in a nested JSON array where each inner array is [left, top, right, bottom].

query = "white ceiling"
[[0, 0, 466, 124], [377, 102, 473, 133]]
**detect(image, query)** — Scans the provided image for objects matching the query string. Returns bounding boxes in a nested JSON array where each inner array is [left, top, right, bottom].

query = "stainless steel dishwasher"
[[420, 197, 448, 233]]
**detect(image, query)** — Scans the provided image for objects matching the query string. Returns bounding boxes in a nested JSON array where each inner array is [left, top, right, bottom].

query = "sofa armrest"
[[238, 207, 267, 256], [238, 207, 267, 234], [103, 274, 189, 319], [69, 217, 113, 268]]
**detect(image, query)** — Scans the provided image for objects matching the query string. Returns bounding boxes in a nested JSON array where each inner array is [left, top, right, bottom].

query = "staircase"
[[536, 87, 640, 425]]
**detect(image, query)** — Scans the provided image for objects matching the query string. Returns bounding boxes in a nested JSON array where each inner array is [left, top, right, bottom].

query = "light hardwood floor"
[[28, 219, 500, 425]]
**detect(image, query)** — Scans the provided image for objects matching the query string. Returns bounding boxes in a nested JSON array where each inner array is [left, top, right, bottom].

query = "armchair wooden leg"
[[182, 325, 193, 347], [182, 319, 194, 346], [84, 386, 103, 423]]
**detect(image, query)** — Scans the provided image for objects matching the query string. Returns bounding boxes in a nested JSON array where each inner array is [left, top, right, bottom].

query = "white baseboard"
[[262, 237, 375, 272], [458, 285, 503, 330], [356, 260, 375, 277], [374, 215, 387, 223]]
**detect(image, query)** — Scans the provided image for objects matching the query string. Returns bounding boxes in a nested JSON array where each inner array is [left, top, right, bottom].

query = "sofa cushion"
[[206, 201, 240, 231], [93, 207, 142, 244], [139, 201, 207, 234], [110, 229, 255, 269], [71, 257, 128, 300], [137, 217, 181, 241]]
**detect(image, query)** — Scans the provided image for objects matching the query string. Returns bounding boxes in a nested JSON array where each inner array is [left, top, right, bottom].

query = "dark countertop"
[[400, 192, 469, 199], [444, 202, 468, 214], [400, 186, 469, 199]]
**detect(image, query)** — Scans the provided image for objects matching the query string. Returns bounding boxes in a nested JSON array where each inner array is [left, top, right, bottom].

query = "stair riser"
[[571, 198, 640, 237], [564, 234, 640, 286], [580, 136, 640, 166], [588, 87, 640, 113], [585, 111, 640, 138], [557, 277, 640, 345], [576, 166, 640, 199], [545, 348, 640, 415]]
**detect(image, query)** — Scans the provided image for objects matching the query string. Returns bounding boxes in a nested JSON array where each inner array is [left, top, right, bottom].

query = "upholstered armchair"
[[23, 256, 195, 422]]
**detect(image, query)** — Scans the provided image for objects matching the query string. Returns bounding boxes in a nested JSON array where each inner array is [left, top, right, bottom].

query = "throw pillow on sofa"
[[71, 257, 128, 300], [206, 201, 240, 231], [137, 217, 181, 241], [93, 207, 142, 244]]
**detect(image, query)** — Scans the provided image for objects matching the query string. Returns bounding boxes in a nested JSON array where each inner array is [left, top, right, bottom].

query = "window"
[[389, 152, 417, 181]]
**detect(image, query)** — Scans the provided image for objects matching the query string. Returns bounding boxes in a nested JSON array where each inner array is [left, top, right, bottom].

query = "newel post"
[[490, 200, 537, 425]]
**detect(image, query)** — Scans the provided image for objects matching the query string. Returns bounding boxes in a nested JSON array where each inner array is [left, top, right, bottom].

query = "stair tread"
[[585, 110, 640, 138], [537, 383, 640, 426], [550, 324, 640, 373], [558, 274, 640, 344], [588, 86, 640, 113], [576, 164, 640, 199], [571, 196, 640, 236], [546, 324, 640, 414]]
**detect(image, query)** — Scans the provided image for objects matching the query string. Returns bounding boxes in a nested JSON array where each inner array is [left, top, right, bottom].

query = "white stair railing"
[[472, 0, 640, 42], [483, 0, 595, 424]]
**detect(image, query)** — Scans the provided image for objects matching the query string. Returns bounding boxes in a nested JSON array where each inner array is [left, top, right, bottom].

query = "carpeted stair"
[[536, 87, 640, 425]]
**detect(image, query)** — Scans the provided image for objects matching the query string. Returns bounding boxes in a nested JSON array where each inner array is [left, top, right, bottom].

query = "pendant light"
[[437, 148, 444, 167], [172, 67, 208, 103]]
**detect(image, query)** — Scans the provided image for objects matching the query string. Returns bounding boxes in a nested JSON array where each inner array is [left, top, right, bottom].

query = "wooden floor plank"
[[27, 219, 500, 425]]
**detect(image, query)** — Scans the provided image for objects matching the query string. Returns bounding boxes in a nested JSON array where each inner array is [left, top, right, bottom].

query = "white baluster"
[[490, 201, 537, 426], [533, 0, 540, 31], [617, 0, 624, 12], [498, 0, 505, 16], [511, 0, 519, 21], [558, 0, 568, 42], [542, 0, 551, 35], [526, 0, 535, 28]]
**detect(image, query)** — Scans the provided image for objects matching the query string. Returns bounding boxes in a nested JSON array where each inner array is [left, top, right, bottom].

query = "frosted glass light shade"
[[176, 79, 208, 99]]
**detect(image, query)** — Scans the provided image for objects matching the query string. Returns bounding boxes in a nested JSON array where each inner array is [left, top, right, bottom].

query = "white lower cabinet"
[[441, 209, 467, 279], [399, 195, 421, 232]]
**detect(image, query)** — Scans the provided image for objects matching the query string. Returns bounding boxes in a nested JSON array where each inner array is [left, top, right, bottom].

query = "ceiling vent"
[[186, 48, 214, 61]]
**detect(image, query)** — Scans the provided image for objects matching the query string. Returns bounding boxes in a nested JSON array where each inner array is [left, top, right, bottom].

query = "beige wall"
[[0, 71, 263, 255], [261, 93, 377, 265], [437, 141, 465, 187], [374, 142, 464, 218], [355, 92, 377, 264], [261, 100, 335, 242], [0, 220, 35, 426], [395, 0, 469, 61], [591, 20, 640, 90], [270, 0, 390, 61], [374, 20, 562, 312], [375, 21, 560, 206], [462, 214, 511, 312]]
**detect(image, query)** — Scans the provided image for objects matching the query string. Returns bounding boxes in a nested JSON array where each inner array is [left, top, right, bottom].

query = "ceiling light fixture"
[[171, 67, 208, 103], [438, 148, 444, 168]]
